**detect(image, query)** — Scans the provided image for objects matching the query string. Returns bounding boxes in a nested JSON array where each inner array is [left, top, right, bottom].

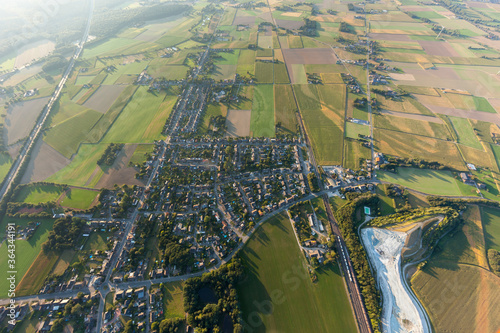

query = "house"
[[460, 172, 472, 184]]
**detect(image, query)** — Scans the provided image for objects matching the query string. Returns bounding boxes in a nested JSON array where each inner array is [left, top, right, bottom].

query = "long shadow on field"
[[237, 259, 272, 333]]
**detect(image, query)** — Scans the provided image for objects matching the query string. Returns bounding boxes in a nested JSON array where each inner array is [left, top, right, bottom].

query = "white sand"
[[361, 228, 430, 333]]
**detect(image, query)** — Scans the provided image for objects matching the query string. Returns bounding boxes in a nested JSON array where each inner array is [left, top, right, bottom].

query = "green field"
[[14, 184, 63, 204], [162, 281, 185, 319], [60, 188, 98, 210], [255, 62, 274, 83], [251, 85, 275, 137], [0, 220, 55, 297], [44, 109, 103, 158], [449, 116, 482, 150], [274, 85, 298, 134], [0, 153, 13, 184], [237, 213, 357, 332], [346, 122, 370, 139], [377, 167, 462, 196], [83, 232, 112, 252], [215, 50, 240, 65], [274, 63, 290, 84], [129, 144, 155, 166], [295, 84, 343, 165], [101, 61, 147, 85], [411, 206, 500, 332], [47, 143, 108, 186], [83, 38, 145, 58], [480, 207, 500, 252], [102, 86, 173, 143]]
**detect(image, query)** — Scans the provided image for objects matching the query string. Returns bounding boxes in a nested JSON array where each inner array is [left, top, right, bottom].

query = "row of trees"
[[333, 193, 382, 332], [97, 143, 123, 166]]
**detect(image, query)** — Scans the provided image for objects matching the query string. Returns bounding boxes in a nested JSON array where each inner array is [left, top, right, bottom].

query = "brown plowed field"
[[21, 139, 71, 184], [226, 109, 251, 137], [368, 33, 411, 41], [83, 85, 126, 113], [418, 40, 459, 57], [3, 97, 50, 146], [95, 144, 146, 189], [282, 48, 338, 64], [275, 19, 304, 30]]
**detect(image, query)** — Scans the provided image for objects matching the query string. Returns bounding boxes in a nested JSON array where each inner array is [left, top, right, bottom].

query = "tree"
[[71, 304, 83, 316]]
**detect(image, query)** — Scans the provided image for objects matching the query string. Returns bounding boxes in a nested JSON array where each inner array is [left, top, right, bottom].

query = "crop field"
[[258, 35, 273, 49], [14, 184, 63, 204], [16, 249, 59, 297], [85, 85, 138, 143], [0, 153, 13, 184], [75, 75, 96, 85], [343, 140, 370, 170], [4, 97, 50, 146], [374, 114, 451, 141], [147, 64, 189, 80], [101, 61, 148, 85], [237, 213, 357, 333], [346, 122, 370, 139], [237, 49, 256, 76], [374, 128, 466, 170], [44, 109, 102, 158], [290, 64, 308, 84], [215, 50, 240, 65], [288, 35, 304, 48], [83, 85, 126, 113], [46, 143, 109, 187], [274, 85, 298, 134], [255, 62, 274, 83], [83, 38, 144, 58], [102, 87, 171, 143], [377, 167, 462, 196], [448, 116, 483, 150], [295, 84, 343, 165], [411, 212, 500, 333], [444, 93, 497, 113], [0, 220, 55, 297], [274, 63, 290, 83], [212, 64, 237, 81], [60, 188, 98, 210], [480, 207, 500, 252], [251, 85, 275, 137], [129, 144, 154, 166]]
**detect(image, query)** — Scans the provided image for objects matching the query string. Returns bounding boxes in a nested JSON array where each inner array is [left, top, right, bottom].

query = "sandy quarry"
[[361, 228, 430, 333]]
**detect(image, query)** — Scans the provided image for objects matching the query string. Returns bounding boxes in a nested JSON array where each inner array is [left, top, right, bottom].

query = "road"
[[95, 143, 166, 332], [0, 0, 95, 202], [267, 1, 373, 331]]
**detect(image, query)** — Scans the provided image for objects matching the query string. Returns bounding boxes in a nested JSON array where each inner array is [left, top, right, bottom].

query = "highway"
[[0, 0, 95, 202]]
